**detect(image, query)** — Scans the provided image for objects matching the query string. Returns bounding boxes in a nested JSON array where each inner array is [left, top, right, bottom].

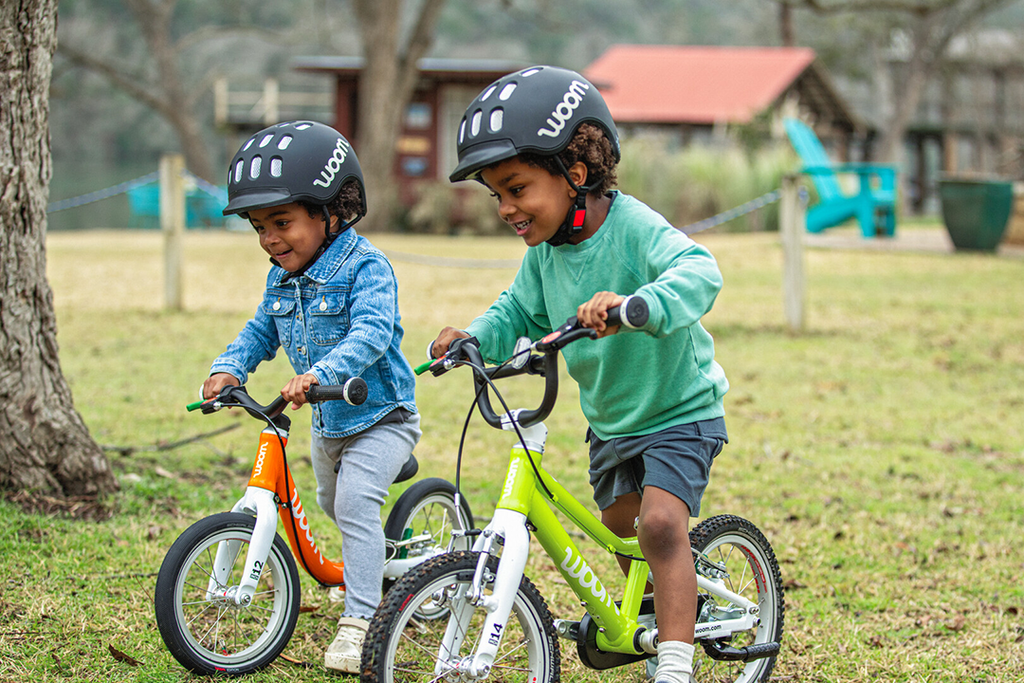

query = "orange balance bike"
[[154, 379, 473, 675]]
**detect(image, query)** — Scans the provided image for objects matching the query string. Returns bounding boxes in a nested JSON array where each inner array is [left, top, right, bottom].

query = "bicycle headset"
[[449, 65, 620, 247], [223, 120, 366, 274]]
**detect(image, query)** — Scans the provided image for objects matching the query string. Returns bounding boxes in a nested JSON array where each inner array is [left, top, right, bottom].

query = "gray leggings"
[[311, 413, 421, 620]]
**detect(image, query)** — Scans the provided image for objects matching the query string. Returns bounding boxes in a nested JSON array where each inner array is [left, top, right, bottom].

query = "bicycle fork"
[[206, 426, 289, 606]]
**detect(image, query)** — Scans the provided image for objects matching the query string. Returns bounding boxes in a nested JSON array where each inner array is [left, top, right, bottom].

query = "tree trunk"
[[0, 0, 118, 497], [353, 0, 446, 232], [779, 2, 795, 46]]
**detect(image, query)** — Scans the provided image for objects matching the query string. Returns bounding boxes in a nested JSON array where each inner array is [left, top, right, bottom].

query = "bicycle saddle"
[[333, 453, 419, 484]]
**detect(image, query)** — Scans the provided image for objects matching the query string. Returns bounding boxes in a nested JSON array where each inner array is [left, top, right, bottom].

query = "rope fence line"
[[46, 169, 783, 270], [679, 188, 781, 235], [46, 172, 160, 213], [46, 170, 224, 214], [384, 188, 783, 269]]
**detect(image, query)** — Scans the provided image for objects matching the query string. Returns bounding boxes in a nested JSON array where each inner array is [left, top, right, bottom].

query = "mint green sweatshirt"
[[465, 191, 728, 441]]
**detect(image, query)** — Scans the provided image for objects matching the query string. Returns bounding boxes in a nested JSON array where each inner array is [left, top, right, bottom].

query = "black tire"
[[155, 512, 301, 675], [689, 514, 785, 683], [383, 478, 474, 609], [385, 478, 474, 549], [361, 551, 560, 683]]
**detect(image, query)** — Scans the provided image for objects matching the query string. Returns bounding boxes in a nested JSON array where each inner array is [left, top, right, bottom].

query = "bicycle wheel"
[[362, 551, 560, 683], [689, 514, 785, 683], [384, 478, 474, 619], [155, 512, 301, 675], [384, 477, 474, 557]]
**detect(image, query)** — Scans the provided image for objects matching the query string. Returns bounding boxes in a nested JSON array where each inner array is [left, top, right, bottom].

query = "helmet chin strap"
[[547, 157, 589, 247]]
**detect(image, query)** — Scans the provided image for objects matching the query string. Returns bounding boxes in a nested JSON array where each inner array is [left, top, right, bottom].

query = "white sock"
[[654, 640, 694, 683]]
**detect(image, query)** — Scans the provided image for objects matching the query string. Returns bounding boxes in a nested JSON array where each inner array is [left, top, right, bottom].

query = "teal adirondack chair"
[[784, 118, 897, 237]]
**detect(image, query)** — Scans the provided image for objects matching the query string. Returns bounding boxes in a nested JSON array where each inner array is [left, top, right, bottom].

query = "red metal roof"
[[584, 45, 817, 125]]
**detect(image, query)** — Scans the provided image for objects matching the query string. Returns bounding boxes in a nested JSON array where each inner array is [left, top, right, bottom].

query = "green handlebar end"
[[186, 400, 205, 412], [414, 360, 434, 376]]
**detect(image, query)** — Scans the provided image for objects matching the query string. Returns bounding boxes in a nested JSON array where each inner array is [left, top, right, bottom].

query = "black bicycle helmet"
[[450, 66, 619, 246], [450, 65, 619, 183], [223, 120, 366, 220]]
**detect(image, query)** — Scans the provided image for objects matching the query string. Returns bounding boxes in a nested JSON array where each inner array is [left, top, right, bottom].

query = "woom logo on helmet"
[[536, 80, 591, 139], [313, 137, 351, 188]]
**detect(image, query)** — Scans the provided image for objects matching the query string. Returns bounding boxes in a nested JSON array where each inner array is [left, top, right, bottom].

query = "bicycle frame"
[[451, 415, 761, 676], [209, 420, 439, 607], [206, 422, 343, 607]]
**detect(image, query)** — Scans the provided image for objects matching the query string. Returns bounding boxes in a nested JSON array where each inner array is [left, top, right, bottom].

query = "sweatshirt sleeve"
[[632, 228, 723, 338]]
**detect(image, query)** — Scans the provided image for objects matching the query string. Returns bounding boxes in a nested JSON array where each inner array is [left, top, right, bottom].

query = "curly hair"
[[297, 178, 364, 227], [518, 123, 618, 195]]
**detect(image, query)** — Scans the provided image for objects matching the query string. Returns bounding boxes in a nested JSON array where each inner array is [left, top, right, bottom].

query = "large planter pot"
[[938, 178, 1014, 252]]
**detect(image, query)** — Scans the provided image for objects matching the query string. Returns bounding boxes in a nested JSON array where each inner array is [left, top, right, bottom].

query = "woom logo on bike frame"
[[289, 488, 326, 565], [254, 442, 269, 477], [560, 546, 616, 612]]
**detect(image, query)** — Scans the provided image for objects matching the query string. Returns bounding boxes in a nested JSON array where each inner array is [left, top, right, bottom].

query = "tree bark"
[[0, 0, 118, 497], [353, 0, 446, 232]]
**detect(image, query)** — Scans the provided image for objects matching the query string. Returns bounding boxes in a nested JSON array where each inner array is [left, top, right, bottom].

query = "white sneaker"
[[327, 585, 346, 603], [324, 616, 368, 673]]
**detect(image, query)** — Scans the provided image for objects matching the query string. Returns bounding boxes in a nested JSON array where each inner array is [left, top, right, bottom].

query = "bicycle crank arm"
[[702, 639, 780, 663]]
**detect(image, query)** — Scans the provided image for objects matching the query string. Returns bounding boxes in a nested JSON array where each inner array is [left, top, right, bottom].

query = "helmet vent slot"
[[489, 108, 504, 133], [499, 82, 517, 100], [458, 120, 466, 144], [481, 85, 497, 101], [249, 156, 262, 179], [242, 137, 256, 151], [471, 110, 482, 137], [521, 67, 541, 77], [234, 160, 244, 184], [294, 122, 312, 130], [259, 134, 274, 148], [277, 135, 293, 150], [270, 157, 283, 177]]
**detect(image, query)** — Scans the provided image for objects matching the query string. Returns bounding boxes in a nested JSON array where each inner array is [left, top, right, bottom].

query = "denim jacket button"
[[319, 299, 328, 311], [272, 301, 281, 311]]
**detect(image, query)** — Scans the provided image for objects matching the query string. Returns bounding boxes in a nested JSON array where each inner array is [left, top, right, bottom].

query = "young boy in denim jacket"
[[430, 67, 728, 683], [203, 121, 419, 673]]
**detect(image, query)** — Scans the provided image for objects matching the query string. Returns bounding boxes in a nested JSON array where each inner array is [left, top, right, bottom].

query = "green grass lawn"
[[1, 228, 1022, 682]]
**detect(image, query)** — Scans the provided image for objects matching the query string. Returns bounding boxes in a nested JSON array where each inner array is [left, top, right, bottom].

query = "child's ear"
[[567, 161, 588, 191]]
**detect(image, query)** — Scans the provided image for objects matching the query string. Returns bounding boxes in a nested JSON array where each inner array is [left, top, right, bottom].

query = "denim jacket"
[[210, 229, 417, 438]]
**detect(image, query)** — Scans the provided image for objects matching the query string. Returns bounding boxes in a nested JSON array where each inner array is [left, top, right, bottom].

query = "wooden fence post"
[[160, 154, 185, 311], [780, 174, 806, 332]]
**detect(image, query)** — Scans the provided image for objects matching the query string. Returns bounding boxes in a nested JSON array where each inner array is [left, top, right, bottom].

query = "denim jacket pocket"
[[260, 296, 296, 348], [308, 292, 349, 346]]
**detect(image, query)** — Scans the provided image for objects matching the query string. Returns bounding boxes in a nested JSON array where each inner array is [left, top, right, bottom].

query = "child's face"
[[248, 202, 329, 272], [480, 158, 575, 247]]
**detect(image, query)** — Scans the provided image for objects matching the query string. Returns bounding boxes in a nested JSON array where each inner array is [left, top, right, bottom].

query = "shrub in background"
[[403, 181, 505, 235], [617, 139, 796, 232], [400, 141, 796, 235]]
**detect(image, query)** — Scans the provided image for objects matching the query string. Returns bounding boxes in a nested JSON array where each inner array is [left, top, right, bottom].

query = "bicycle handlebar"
[[186, 377, 368, 422], [420, 295, 649, 430]]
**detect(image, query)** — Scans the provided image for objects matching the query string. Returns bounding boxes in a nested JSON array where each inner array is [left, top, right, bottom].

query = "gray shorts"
[[587, 418, 727, 517]]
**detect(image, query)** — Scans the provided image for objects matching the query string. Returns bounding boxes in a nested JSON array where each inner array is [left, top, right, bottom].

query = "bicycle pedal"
[[702, 639, 780, 662], [554, 619, 580, 641]]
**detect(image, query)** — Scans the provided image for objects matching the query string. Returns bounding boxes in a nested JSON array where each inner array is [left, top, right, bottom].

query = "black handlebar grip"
[[306, 377, 368, 406], [606, 295, 649, 329]]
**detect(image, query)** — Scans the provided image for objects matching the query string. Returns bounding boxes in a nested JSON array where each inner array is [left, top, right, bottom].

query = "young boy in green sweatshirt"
[[429, 66, 729, 683]]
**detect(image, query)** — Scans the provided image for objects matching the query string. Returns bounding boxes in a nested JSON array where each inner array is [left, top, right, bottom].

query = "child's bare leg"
[[637, 486, 695, 643], [600, 491, 642, 576]]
